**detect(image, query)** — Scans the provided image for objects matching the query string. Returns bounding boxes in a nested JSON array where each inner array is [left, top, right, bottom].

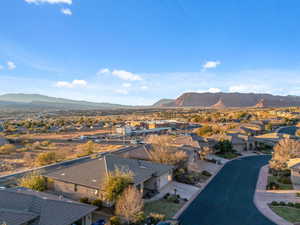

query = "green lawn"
[[144, 199, 185, 219], [270, 206, 300, 223], [268, 175, 293, 190]]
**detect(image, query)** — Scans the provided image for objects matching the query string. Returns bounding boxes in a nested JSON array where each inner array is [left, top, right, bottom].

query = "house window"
[[74, 184, 78, 192]]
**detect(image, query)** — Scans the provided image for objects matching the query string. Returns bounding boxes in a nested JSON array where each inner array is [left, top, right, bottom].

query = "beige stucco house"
[[45, 154, 173, 202]]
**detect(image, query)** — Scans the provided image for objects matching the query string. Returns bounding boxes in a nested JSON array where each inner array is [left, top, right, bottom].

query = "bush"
[[149, 213, 165, 223], [266, 182, 280, 190], [91, 199, 102, 208], [295, 203, 300, 209], [163, 193, 170, 199], [296, 193, 300, 197], [201, 170, 212, 177], [279, 201, 286, 206], [79, 197, 89, 204], [278, 176, 292, 184], [109, 216, 121, 225], [287, 202, 294, 207], [271, 201, 279, 206], [17, 171, 47, 191], [0, 144, 16, 154], [35, 152, 58, 166]]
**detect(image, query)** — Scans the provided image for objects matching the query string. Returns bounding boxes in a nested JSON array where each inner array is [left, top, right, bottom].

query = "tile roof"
[[45, 154, 173, 189], [0, 188, 96, 225]]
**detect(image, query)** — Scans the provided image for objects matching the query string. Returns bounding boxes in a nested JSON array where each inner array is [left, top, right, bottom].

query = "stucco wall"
[[50, 180, 99, 200], [291, 169, 300, 185]]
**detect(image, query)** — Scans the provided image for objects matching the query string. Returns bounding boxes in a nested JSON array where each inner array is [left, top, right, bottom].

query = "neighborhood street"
[[179, 155, 276, 225]]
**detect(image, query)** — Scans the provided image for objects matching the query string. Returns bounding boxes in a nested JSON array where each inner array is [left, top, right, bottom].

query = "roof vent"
[[92, 179, 97, 183], [61, 173, 65, 176]]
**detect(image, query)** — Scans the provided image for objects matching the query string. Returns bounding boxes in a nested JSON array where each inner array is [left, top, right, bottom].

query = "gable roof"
[[0, 188, 96, 225], [45, 155, 173, 189], [0, 209, 38, 225]]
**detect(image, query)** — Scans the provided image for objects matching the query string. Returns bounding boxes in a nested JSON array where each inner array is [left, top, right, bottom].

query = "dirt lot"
[[0, 141, 123, 176], [5, 128, 112, 141]]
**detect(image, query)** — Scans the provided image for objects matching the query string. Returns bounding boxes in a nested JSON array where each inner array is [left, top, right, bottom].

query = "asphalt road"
[[277, 126, 297, 135], [179, 155, 275, 225]]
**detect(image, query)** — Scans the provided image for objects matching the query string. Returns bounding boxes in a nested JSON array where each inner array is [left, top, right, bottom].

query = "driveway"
[[179, 155, 276, 225], [149, 181, 200, 201]]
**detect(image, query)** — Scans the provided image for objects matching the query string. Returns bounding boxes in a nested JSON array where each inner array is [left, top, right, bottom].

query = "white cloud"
[[202, 60, 221, 70], [208, 87, 221, 93], [61, 8, 72, 15], [228, 84, 266, 93], [97, 68, 110, 75], [115, 89, 128, 95], [122, 83, 132, 88], [97, 68, 142, 81], [0, 65, 3, 71], [55, 79, 87, 88], [7, 61, 16, 70], [197, 87, 221, 93], [141, 85, 149, 90], [112, 70, 142, 81], [25, 0, 72, 4], [72, 80, 87, 86]]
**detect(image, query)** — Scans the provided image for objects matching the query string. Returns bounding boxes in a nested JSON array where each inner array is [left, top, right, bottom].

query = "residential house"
[[45, 154, 173, 201], [288, 159, 300, 188], [0, 136, 8, 146], [0, 187, 96, 225]]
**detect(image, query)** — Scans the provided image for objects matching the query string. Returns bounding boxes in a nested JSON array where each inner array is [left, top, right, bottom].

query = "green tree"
[[215, 140, 234, 153], [101, 168, 133, 202]]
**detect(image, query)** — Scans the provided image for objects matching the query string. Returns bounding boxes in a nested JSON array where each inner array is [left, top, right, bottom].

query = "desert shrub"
[[0, 144, 16, 154], [35, 152, 58, 166], [76, 141, 98, 157], [108, 216, 121, 225], [91, 199, 102, 208], [79, 197, 90, 204], [17, 171, 47, 191]]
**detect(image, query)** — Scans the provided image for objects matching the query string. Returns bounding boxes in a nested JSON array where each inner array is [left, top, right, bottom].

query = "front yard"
[[267, 175, 293, 190], [144, 199, 185, 219], [216, 152, 240, 159], [270, 206, 300, 223]]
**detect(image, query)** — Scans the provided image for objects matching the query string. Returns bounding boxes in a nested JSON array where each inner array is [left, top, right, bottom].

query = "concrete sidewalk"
[[254, 165, 300, 225]]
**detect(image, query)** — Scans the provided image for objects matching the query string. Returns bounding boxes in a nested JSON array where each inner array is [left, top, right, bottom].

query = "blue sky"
[[1, 0, 300, 105]]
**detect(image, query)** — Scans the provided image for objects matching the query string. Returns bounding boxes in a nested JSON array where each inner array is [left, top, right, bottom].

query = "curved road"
[[179, 155, 275, 225]]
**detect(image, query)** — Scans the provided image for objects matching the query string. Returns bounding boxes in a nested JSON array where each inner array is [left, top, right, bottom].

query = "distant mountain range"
[[1, 92, 300, 111], [154, 92, 300, 108], [0, 93, 130, 110]]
